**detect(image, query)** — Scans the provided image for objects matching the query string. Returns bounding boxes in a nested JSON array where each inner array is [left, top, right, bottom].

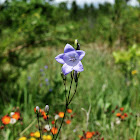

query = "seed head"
[[45, 105, 49, 113], [36, 106, 40, 113]]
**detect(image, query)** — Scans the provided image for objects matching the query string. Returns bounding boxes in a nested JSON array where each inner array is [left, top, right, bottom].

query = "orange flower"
[[116, 113, 121, 117], [120, 107, 124, 111], [51, 127, 58, 135], [124, 113, 128, 117], [86, 132, 93, 138], [30, 132, 34, 137], [34, 108, 42, 113], [58, 112, 64, 118], [121, 115, 125, 120], [92, 131, 95, 136], [67, 109, 72, 113], [129, 139, 134, 140], [66, 120, 71, 124], [43, 114, 49, 120], [12, 112, 20, 120], [1, 115, 11, 125]]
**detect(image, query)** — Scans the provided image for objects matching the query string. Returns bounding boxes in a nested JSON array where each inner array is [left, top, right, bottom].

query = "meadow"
[[0, 0, 140, 140]]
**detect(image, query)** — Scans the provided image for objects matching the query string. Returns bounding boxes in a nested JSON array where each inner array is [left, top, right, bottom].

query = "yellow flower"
[[42, 135, 52, 140], [29, 138, 36, 140], [34, 131, 40, 138], [131, 70, 137, 75], [18, 137, 27, 140]]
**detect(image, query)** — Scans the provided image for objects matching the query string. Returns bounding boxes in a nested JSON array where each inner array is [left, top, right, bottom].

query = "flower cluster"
[[1, 109, 21, 127], [79, 131, 104, 140], [34, 107, 49, 121], [18, 131, 52, 140]]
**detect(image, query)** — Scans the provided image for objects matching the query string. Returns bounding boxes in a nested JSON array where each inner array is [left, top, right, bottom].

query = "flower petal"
[[76, 50, 85, 60], [64, 44, 75, 53], [55, 53, 65, 64], [62, 63, 73, 75], [73, 61, 84, 72]]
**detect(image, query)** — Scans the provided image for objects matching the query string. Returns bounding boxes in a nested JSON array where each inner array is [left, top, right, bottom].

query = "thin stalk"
[[37, 113, 42, 140], [54, 105, 67, 140], [67, 72, 74, 103], [63, 79, 67, 103], [68, 81, 78, 105]]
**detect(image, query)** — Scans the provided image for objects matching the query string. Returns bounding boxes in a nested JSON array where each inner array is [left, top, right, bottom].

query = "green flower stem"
[[37, 113, 42, 140], [67, 72, 74, 103]]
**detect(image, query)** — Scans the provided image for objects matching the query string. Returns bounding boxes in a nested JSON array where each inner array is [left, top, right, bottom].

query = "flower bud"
[[36, 106, 40, 113], [45, 105, 49, 113], [76, 43, 80, 50], [75, 39, 78, 46]]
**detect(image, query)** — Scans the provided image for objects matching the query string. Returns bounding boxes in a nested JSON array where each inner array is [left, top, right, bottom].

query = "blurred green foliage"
[[0, 0, 140, 139]]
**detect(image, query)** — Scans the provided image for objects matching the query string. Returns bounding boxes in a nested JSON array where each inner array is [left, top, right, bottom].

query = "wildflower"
[[28, 76, 31, 80], [131, 70, 137, 75], [124, 113, 128, 117], [1, 115, 11, 125], [54, 114, 59, 120], [10, 118, 16, 124], [30, 132, 34, 137], [116, 113, 121, 117], [55, 44, 85, 75], [58, 112, 64, 118], [121, 115, 125, 120], [85, 131, 93, 138], [44, 124, 51, 131], [51, 120, 55, 124], [67, 109, 72, 113], [92, 131, 95, 135], [35, 106, 40, 113], [44, 65, 48, 69], [66, 120, 71, 124], [0, 125, 4, 129], [12, 112, 20, 120], [18, 137, 27, 140], [120, 107, 124, 111], [51, 127, 58, 135], [45, 105, 49, 113], [42, 135, 52, 140], [34, 131, 40, 138], [116, 118, 121, 125], [10, 112, 15, 116], [29, 138, 36, 140]]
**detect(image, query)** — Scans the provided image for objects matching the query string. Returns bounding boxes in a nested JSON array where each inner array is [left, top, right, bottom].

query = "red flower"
[[124, 113, 128, 117], [52, 120, 55, 125], [1, 115, 11, 125], [66, 120, 71, 124], [120, 107, 124, 111]]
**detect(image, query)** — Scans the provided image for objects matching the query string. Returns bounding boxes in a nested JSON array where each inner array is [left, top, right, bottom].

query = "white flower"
[[10, 112, 15, 117], [44, 124, 51, 131], [36, 106, 40, 112], [45, 105, 49, 113], [116, 118, 121, 125], [55, 114, 59, 120], [10, 118, 16, 124]]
